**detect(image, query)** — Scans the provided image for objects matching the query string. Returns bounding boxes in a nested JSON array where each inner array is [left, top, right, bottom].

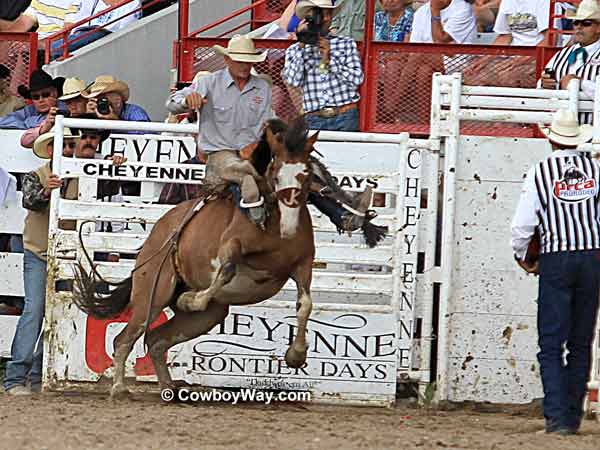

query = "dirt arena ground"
[[0, 391, 598, 450]]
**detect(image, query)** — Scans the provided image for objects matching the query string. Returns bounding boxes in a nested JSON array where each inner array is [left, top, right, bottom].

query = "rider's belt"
[[307, 102, 358, 119]]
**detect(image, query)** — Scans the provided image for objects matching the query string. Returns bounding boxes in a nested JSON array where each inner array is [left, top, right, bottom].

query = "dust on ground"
[[0, 391, 598, 450]]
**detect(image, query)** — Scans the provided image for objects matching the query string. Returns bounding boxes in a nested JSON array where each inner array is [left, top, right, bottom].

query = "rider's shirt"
[[167, 68, 274, 152]]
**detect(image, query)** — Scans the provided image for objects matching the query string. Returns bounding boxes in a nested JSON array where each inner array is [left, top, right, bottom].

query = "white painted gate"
[[40, 117, 438, 406]]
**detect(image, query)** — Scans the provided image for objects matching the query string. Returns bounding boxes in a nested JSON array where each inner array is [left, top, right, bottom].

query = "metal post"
[[359, 0, 376, 131], [179, 0, 189, 41]]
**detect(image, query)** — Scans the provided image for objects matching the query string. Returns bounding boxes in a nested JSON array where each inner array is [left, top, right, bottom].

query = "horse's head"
[[264, 117, 318, 239]]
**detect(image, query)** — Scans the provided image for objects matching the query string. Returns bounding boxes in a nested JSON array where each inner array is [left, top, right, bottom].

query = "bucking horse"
[[73, 118, 386, 398]]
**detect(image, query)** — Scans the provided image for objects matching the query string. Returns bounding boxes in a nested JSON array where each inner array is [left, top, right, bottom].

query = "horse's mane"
[[251, 116, 309, 175]]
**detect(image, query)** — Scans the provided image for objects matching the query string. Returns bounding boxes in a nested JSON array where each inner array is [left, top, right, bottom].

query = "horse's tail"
[[72, 262, 132, 319]]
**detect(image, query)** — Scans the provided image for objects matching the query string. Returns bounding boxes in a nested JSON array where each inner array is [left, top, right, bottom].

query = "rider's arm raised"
[[166, 75, 210, 114]]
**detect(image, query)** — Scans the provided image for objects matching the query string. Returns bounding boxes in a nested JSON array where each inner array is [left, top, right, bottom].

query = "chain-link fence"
[[364, 43, 553, 137], [0, 33, 38, 98], [180, 38, 558, 137], [252, 0, 292, 29]]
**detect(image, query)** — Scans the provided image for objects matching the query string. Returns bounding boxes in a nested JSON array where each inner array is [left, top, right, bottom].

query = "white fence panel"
[[39, 120, 434, 406]]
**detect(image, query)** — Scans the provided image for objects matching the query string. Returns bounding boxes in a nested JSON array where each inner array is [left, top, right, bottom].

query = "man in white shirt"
[[540, 0, 600, 124], [75, 0, 141, 33], [511, 109, 600, 435], [493, 0, 550, 46], [409, 0, 477, 44]]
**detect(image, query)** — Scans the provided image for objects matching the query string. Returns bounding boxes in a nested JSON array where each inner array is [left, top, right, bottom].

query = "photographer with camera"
[[282, 0, 364, 131], [83, 75, 151, 134]]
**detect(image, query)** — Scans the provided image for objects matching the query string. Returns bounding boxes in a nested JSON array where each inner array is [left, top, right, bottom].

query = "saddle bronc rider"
[[166, 34, 383, 243]]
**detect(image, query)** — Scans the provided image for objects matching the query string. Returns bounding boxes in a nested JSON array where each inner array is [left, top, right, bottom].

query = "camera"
[[297, 7, 324, 46], [97, 97, 111, 115], [55, 109, 70, 117], [544, 68, 555, 78]]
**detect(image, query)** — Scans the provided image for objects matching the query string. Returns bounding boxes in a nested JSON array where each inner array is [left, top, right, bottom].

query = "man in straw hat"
[[59, 77, 88, 117], [166, 34, 274, 224], [511, 109, 600, 434], [541, 0, 600, 125], [282, 0, 364, 131], [83, 75, 151, 133], [3, 125, 124, 396]]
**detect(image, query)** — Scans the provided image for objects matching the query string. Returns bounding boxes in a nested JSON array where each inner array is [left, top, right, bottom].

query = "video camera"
[[296, 7, 325, 46]]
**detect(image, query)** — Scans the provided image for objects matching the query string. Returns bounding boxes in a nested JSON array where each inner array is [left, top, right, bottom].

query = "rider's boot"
[[309, 186, 373, 232], [240, 175, 266, 228]]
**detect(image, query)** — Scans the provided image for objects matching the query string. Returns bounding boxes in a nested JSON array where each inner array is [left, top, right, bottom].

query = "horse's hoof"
[[110, 384, 130, 401], [285, 347, 307, 369], [176, 291, 196, 312]]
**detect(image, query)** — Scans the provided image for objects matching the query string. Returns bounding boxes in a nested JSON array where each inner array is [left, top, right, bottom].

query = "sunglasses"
[[31, 91, 55, 100], [573, 19, 597, 27], [81, 133, 101, 140]]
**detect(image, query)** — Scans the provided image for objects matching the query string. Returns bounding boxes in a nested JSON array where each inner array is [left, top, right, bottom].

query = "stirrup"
[[241, 175, 266, 229]]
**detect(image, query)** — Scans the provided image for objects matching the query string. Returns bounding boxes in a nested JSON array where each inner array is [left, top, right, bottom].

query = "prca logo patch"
[[553, 166, 598, 203]]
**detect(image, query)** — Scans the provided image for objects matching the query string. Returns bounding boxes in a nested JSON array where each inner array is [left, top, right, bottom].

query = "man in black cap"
[[0, 69, 65, 130], [0, 64, 25, 118]]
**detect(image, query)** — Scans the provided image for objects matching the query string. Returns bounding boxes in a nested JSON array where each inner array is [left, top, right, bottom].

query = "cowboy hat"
[[33, 126, 80, 159], [59, 77, 87, 101], [70, 112, 111, 143], [539, 109, 593, 146], [213, 35, 267, 63], [296, 0, 342, 21], [566, 0, 600, 21], [82, 75, 130, 102], [17, 70, 64, 100]]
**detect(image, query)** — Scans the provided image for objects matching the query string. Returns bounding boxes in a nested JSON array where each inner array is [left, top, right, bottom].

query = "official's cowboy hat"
[[566, 0, 600, 21], [82, 75, 130, 102], [33, 126, 80, 159], [539, 109, 593, 146], [213, 35, 267, 63], [296, 0, 342, 21], [58, 77, 87, 101], [17, 69, 65, 100]]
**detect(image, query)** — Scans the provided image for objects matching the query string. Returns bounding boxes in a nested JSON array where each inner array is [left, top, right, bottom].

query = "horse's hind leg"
[[111, 260, 177, 399], [177, 238, 242, 312], [146, 303, 229, 390]]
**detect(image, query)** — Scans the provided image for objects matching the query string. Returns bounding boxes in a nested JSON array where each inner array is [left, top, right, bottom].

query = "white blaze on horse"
[[73, 119, 321, 398]]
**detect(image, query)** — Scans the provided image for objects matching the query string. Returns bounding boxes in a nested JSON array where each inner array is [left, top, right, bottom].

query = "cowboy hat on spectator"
[[566, 0, 600, 21], [70, 112, 111, 143], [539, 109, 593, 146], [17, 69, 65, 100], [59, 77, 87, 101], [82, 75, 130, 101], [296, 0, 342, 20], [213, 35, 267, 63], [33, 126, 80, 159]]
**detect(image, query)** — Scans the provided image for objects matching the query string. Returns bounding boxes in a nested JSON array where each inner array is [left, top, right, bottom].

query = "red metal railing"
[[251, 0, 293, 30], [0, 32, 38, 96], [44, 0, 165, 64], [175, 0, 563, 136]]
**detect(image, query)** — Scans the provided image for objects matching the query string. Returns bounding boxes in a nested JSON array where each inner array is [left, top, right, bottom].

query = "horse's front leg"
[[285, 260, 313, 369]]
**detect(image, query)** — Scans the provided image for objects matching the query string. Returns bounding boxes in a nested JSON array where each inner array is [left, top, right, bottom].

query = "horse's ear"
[[266, 126, 283, 156], [306, 131, 319, 154]]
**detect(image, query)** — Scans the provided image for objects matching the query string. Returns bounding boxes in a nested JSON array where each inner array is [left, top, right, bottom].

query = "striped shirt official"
[[511, 150, 600, 259], [282, 36, 364, 113], [543, 39, 600, 125]]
